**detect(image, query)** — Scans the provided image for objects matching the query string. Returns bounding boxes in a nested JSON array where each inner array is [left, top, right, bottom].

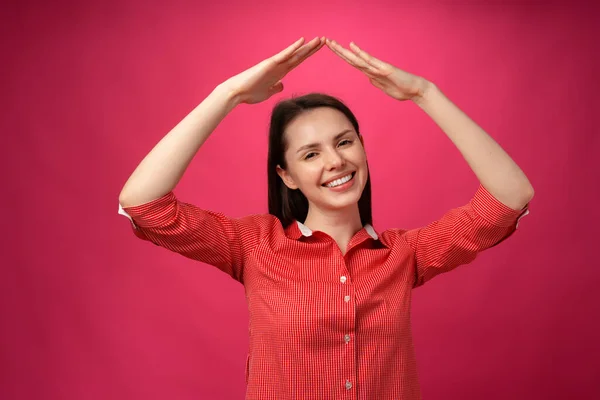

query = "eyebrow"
[[295, 129, 354, 154]]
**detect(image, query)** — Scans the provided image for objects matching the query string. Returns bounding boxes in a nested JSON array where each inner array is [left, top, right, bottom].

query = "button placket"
[[339, 265, 355, 396], [341, 279, 355, 396]]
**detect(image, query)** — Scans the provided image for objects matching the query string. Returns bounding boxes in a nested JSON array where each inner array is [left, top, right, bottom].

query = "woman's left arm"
[[325, 39, 534, 210], [413, 82, 534, 210]]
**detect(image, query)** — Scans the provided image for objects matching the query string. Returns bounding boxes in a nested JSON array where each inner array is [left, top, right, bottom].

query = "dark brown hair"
[[267, 93, 373, 228]]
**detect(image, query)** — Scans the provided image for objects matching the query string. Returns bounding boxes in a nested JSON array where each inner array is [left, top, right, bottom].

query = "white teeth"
[[325, 173, 353, 188]]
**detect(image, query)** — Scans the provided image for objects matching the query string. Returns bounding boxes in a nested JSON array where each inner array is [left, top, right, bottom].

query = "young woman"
[[118, 36, 534, 399]]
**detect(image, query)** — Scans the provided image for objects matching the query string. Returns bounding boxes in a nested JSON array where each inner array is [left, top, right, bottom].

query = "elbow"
[[519, 186, 535, 209], [118, 184, 143, 208], [118, 190, 134, 209], [524, 181, 535, 202], [502, 186, 534, 211], [527, 187, 535, 201]]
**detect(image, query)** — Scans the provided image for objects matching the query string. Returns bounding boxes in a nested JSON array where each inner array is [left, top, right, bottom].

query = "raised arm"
[[325, 39, 534, 209], [117, 37, 326, 281], [411, 84, 533, 210], [119, 36, 325, 208], [118, 86, 238, 207]]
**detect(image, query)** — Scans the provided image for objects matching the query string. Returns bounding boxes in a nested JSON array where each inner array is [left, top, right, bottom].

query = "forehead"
[[285, 107, 353, 147]]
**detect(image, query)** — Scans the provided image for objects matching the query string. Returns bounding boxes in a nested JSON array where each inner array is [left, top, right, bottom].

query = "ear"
[[276, 165, 299, 190], [359, 134, 365, 148]]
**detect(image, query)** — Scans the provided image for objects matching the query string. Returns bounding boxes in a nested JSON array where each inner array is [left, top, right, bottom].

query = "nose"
[[324, 148, 345, 170]]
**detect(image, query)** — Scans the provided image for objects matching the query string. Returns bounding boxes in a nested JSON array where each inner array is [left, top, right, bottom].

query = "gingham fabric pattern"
[[119, 184, 529, 399]]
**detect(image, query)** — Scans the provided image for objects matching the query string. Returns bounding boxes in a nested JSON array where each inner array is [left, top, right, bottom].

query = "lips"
[[321, 171, 356, 187]]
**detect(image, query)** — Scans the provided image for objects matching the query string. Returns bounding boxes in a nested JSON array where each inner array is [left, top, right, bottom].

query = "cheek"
[[305, 167, 325, 186], [356, 154, 369, 179], [353, 150, 368, 168], [291, 165, 322, 188]]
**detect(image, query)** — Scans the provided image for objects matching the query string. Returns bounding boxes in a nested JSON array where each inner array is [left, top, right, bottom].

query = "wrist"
[[412, 79, 436, 106], [214, 82, 243, 109]]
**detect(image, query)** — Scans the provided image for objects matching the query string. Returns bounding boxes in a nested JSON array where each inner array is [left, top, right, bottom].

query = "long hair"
[[267, 93, 373, 228]]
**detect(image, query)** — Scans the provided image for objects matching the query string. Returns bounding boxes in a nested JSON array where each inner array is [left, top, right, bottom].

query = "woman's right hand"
[[221, 37, 325, 105]]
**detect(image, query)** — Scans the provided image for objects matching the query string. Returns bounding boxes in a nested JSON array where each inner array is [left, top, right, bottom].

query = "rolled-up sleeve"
[[404, 184, 530, 288], [118, 192, 273, 284]]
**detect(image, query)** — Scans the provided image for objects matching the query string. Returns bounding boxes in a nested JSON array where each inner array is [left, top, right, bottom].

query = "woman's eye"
[[304, 140, 351, 160]]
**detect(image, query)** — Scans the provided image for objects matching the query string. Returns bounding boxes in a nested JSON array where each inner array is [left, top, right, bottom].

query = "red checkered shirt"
[[119, 184, 529, 399]]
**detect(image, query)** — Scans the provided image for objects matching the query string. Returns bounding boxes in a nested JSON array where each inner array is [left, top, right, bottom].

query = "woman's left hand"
[[325, 39, 431, 102]]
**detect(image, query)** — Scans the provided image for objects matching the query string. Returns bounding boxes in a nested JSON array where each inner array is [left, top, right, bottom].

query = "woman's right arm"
[[117, 38, 325, 281], [118, 85, 240, 208], [119, 36, 324, 208]]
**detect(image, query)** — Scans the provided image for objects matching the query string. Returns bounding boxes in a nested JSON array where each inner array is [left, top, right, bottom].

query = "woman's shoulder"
[[373, 225, 412, 247]]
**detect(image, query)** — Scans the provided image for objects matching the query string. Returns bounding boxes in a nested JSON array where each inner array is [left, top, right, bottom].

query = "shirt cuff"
[[117, 192, 177, 229], [470, 184, 530, 228], [118, 203, 137, 229]]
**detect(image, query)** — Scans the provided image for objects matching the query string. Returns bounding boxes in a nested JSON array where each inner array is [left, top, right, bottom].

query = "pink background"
[[2, 0, 599, 399]]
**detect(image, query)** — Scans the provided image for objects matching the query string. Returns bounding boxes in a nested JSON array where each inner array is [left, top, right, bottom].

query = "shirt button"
[[344, 334, 351, 343], [344, 295, 351, 302], [345, 380, 352, 390], [340, 276, 347, 284]]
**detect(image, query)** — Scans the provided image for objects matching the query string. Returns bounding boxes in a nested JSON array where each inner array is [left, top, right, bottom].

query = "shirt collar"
[[285, 220, 379, 241]]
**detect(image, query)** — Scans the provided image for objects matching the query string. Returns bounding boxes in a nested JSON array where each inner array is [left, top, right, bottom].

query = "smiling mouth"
[[322, 171, 356, 187]]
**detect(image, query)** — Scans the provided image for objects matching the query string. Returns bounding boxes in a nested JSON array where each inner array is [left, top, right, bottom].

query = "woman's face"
[[276, 107, 368, 213]]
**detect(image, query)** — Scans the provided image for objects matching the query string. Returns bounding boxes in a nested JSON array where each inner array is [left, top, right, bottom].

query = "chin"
[[323, 187, 364, 209]]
